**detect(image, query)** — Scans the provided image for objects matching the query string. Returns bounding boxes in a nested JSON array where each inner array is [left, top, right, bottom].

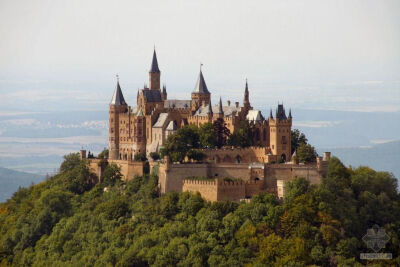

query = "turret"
[[109, 76, 128, 160], [149, 49, 161, 90], [216, 97, 224, 118], [207, 98, 213, 118], [162, 84, 167, 101], [243, 79, 251, 109], [191, 65, 211, 111], [268, 103, 292, 162]]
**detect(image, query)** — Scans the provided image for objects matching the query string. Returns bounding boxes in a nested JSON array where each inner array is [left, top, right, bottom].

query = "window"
[[282, 136, 287, 144]]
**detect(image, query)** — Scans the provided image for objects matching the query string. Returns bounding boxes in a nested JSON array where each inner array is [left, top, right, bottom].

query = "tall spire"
[[207, 99, 213, 115], [193, 67, 210, 94], [269, 109, 273, 119], [288, 109, 292, 119], [150, 48, 160, 73], [110, 75, 126, 105], [244, 78, 250, 107], [216, 96, 224, 114]]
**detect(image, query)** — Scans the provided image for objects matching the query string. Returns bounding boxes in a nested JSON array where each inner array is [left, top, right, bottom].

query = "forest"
[[0, 153, 399, 266]]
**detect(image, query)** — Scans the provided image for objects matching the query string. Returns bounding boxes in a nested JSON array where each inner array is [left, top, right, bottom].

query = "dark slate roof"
[[150, 49, 160, 73], [193, 70, 210, 94], [164, 99, 191, 109], [194, 103, 242, 117], [110, 81, 126, 106], [275, 104, 287, 120], [216, 97, 223, 114], [142, 89, 162, 102]]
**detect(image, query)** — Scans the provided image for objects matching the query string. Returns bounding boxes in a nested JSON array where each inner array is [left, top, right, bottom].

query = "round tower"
[[109, 77, 128, 160]]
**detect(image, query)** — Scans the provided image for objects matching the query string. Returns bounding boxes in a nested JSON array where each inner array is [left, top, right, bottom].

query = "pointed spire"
[[217, 97, 224, 114], [207, 99, 213, 115], [162, 84, 167, 94], [269, 109, 273, 119], [288, 109, 292, 119], [244, 78, 250, 106], [150, 48, 160, 73], [110, 75, 126, 105], [193, 67, 210, 94]]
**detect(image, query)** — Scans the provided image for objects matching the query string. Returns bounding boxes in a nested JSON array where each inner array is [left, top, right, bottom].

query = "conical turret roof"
[[150, 49, 160, 73], [193, 70, 210, 94], [110, 79, 126, 106], [216, 97, 224, 114]]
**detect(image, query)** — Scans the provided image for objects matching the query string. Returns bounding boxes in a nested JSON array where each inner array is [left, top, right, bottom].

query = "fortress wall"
[[217, 181, 246, 202], [265, 164, 322, 188], [158, 163, 209, 194], [202, 147, 270, 163], [87, 159, 144, 182], [182, 179, 218, 202], [208, 164, 251, 181], [244, 181, 264, 197]]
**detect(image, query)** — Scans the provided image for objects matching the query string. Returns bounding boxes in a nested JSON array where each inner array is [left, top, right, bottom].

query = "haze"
[[0, 0, 399, 112]]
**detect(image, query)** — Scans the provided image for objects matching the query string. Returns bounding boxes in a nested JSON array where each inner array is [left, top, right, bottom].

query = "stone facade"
[[107, 49, 292, 163], [156, 152, 330, 202], [83, 48, 333, 202]]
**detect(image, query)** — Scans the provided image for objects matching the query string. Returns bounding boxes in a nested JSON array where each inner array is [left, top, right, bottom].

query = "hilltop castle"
[[85, 49, 331, 202], [108, 49, 292, 163]]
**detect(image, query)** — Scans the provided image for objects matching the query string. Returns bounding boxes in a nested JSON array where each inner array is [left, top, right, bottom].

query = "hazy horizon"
[[1, 0, 399, 113]]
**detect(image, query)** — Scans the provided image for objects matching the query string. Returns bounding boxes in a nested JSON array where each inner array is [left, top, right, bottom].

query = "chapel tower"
[[149, 49, 161, 90]]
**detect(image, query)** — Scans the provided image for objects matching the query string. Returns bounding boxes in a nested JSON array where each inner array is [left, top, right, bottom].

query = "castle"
[[108, 49, 291, 163], [85, 49, 331, 202]]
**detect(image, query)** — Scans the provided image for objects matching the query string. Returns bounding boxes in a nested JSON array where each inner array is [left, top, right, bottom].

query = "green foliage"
[[213, 118, 230, 148], [0, 155, 399, 266], [296, 143, 318, 163], [227, 121, 253, 148], [187, 149, 206, 162], [133, 152, 147, 162], [199, 122, 217, 148], [149, 152, 160, 161], [161, 125, 200, 162], [59, 153, 81, 173], [291, 129, 308, 154], [97, 148, 109, 159]]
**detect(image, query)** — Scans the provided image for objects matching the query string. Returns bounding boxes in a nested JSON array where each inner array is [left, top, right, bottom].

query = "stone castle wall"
[[88, 158, 144, 182], [158, 160, 327, 201]]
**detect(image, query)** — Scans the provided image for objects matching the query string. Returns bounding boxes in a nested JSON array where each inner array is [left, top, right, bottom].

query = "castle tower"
[[243, 79, 251, 110], [215, 97, 224, 119], [162, 84, 167, 101], [149, 49, 161, 90], [191, 67, 211, 111], [207, 98, 213, 121], [268, 104, 292, 162], [109, 76, 128, 160]]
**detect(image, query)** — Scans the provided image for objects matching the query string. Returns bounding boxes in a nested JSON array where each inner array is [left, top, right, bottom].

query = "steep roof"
[[276, 104, 287, 120], [153, 113, 169, 128], [142, 89, 162, 102], [164, 100, 191, 109], [150, 49, 160, 73], [166, 120, 177, 131], [110, 81, 126, 106], [216, 97, 224, 114], [246, 110, 263, 122], [193, 70, 210, 94]]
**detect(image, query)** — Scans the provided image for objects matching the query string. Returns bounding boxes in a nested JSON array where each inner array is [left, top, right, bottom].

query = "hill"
[[0, 167, 43, 202], [0, 155, 399, 266], [318, 140, 400, 179]]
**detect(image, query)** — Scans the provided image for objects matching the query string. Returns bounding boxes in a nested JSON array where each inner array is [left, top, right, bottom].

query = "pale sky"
[[0, 0, 399, 112]]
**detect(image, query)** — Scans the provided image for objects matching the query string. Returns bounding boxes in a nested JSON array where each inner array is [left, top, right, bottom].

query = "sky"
[[0, 0, 399, 112]]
